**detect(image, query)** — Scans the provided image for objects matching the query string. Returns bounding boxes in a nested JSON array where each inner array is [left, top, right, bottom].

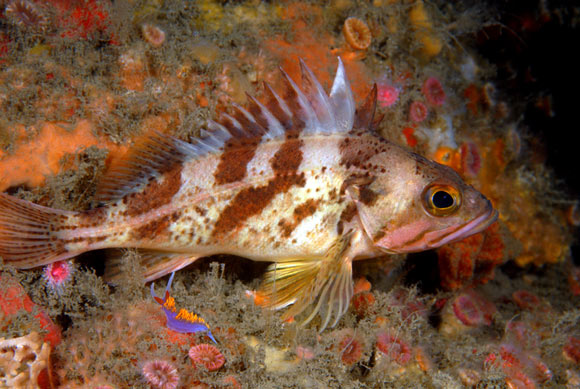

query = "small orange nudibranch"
[[151, 272, 217, 344]]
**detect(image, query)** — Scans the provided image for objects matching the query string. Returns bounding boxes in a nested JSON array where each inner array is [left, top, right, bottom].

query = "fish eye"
[[422, 184, 461, 216]]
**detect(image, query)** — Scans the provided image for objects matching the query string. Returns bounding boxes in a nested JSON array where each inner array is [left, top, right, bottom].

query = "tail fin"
[[0, 193, 77, 268]]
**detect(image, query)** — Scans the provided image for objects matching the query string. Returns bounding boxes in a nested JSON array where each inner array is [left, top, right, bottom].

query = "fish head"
[[347, 145, 498, 253]]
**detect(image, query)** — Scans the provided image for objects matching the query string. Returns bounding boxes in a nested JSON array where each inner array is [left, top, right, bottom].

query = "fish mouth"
[[427, 204, 499, 248]]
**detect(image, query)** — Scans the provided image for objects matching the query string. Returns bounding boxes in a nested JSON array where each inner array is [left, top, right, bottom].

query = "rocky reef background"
[[1, 0, 579, 387]]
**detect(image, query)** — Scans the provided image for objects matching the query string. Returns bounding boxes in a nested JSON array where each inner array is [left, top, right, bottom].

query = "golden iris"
[[422, 184, 461, 216]]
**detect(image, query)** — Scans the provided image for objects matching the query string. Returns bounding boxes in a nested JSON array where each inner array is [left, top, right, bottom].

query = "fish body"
[[0, 59, 497, 330]]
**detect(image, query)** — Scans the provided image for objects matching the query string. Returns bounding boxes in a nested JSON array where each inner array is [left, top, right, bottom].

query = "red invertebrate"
[[353, 277, 371, 295], [189, 344, 225, 371], [376, 331, 412, 365], [141, 360, 179, 389], [437, 221, 505, 290], [460, 142, 481, 177], [463, 84, 480, 115], [377, 82, 400, 108], [43, 260, 73, 291], [563, 336, 580, 365], [56, 0, 111, 41], [402, 127, 418, 147], [497, 342, 552, 387], [390, 288, 427, 321], [512, 290, 543, 311], [452, 293, 483, 326], [351, 291, 375, 318], [422, 77, 446, 106], [222, 375, 242, 389], [408, 101, 428, 123], [0, 273, 61, 345], [441, 290, 496, 336], [338, 331, 364, 365]]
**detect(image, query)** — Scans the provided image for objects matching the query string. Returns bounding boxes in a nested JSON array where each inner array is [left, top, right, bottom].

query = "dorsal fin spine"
[[329, 58, 355, 132], [263, 81, 293, 129], [279, 67, 319, 131], [207, 121, 233, 142], [246, 94, 285, 139], [299, 58, 336, 133]]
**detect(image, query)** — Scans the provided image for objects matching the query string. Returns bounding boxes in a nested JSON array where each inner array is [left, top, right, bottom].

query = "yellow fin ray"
[[258, 234, 354, 332]]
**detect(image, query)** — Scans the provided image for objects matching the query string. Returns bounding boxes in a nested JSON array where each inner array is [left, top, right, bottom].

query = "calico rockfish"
[[0, 59, 497, 331]]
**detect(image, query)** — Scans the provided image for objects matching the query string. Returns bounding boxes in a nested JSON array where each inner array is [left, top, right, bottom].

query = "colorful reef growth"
[[437, 221, 506, 290], [0, 0, 579, 387]]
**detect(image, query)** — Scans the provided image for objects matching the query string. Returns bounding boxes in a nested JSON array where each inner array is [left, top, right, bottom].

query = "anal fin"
[[257, 232, 354, 332], [104, 249, 200, 283]]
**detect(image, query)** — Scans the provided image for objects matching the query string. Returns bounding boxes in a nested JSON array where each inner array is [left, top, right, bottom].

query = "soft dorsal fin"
[[94, 132, 210, 204], [95, 58, 360, 204]]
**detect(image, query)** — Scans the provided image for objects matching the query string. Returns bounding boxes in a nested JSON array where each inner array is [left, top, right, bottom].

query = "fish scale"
[[0, 58, 497, 331]]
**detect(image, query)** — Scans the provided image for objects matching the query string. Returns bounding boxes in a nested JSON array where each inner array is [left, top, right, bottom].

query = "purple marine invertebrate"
[[151, 272, 217, 344], [4, 0, 49, 31]]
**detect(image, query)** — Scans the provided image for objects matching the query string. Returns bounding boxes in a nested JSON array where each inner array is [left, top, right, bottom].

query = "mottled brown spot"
[[214, 140, 259, 185], [132, 214, 172, 240], [339, 134, 385, 169], [86, 235, 108, 244], [194, 206, 206, 216], [78, 206, 107, 227], [125, 165, 183, 217], [337, 202, 357, 235], [359, 185, 379, 206], [212, 138, 305, 238], [278, 198, 320, 238], [278, 219, 294, 237], [328, 188, 338, 201]]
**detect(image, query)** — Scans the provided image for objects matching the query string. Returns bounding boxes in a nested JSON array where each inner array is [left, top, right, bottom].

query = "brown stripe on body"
[[213, 137, 305, 238], [131, 212, 180, 241], [125, 164, 183, 217], [278, 198, 320, 238], [214, 138, 260, 185]]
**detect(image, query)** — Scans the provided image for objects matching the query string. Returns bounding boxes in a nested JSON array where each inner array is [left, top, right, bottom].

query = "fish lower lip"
[[432, 206, 498, 247]]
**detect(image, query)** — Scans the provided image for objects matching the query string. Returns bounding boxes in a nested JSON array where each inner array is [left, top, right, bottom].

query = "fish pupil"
[[432, 190, 454, 209]]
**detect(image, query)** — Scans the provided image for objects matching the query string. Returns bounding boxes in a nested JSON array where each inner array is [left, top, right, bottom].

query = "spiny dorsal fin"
[[95, 58, 359, 204], [210, 57, 357, 141]]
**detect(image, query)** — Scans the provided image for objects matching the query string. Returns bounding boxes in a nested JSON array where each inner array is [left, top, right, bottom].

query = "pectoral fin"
[[257, 232, 354, 332]]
